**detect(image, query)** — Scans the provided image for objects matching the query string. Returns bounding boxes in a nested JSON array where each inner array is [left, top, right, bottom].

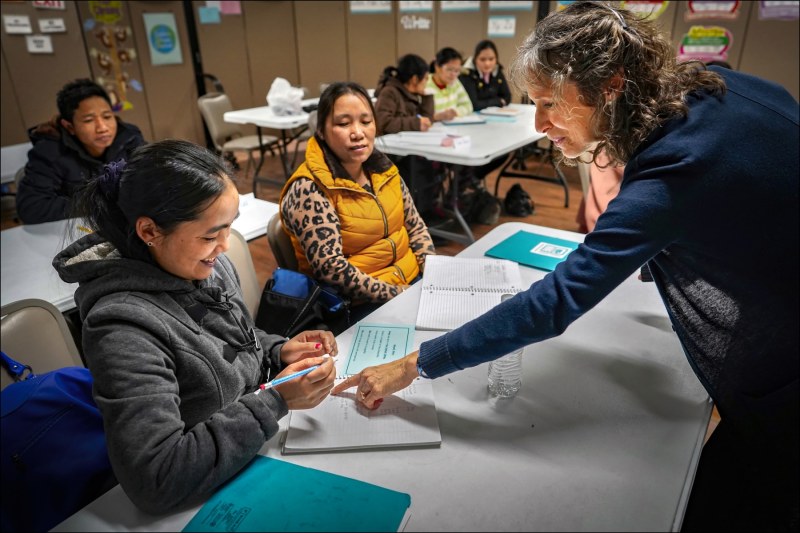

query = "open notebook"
[[282, 323, 442, 454], [416, 256, 523, 331]]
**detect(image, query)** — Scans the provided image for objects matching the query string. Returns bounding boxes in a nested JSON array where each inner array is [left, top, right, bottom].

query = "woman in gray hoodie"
[[54, 139, 337, 514]]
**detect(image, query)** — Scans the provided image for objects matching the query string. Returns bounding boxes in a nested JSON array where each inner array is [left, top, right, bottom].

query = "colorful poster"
[[86, 2, 138, 112], [557, 1, 577, 11], [758, 1, 800, 20], [685, 0, 741, 20], [488, 15, 516, 37], [621, 1, 670, 20], [142, 12, 183, 66], [219, 1, 241, 15], [677, 25, 732, 63]]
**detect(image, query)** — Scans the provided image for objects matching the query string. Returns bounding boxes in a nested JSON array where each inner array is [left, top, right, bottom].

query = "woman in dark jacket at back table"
[[16, 78, 145, 224], [459, 40, 513, 111]]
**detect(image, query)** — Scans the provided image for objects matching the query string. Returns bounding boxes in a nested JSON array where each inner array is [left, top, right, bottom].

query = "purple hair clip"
[[98, 159, 126, 198]]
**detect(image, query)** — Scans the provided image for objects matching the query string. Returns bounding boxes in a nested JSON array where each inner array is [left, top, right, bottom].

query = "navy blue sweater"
[[418, 67, 799, 438]]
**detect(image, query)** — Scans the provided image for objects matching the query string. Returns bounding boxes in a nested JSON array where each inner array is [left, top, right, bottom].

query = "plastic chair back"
[[1, 299, 82, 390], [225, 228, 261, 318], [267, 213, 299, 271]]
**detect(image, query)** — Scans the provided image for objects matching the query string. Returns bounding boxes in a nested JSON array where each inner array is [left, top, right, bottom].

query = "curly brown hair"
[[509, 1, 726, 167]]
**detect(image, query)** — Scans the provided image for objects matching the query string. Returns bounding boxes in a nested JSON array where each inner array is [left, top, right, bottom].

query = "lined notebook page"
[[416, 256, 523, 331], [282, 378, 441, 454]]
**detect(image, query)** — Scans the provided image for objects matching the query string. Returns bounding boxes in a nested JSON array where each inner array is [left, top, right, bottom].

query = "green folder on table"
[[485, 230, 580, 272], [183, 456, 410, 532]]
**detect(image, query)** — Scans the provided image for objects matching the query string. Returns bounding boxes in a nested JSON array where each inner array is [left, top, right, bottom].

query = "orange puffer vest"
[[279, 137, 419, 285]]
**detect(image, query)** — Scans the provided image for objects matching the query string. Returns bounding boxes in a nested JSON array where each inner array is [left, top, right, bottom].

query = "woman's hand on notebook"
[[331, 351, 420, 409]]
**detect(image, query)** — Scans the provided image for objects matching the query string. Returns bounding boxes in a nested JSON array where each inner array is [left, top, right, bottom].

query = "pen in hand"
[[254, 355, 335, 395]]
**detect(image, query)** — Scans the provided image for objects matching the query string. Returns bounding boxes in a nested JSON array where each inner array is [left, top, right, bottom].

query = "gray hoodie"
[[54, 233, 288, 514]]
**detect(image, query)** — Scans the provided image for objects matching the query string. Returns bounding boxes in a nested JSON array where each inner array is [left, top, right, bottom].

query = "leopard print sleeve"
[[281, 177, 399, 303], [400, 179, 436, 272]]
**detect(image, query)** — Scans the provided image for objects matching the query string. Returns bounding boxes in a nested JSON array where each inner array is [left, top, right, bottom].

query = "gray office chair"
[[1, 298, 82, 390], [225, 228, 262, 319], [197, 93, 280, 187], [267, 213, 298, 271]]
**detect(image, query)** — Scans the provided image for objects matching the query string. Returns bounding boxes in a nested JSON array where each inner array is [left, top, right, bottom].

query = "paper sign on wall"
[[677, 25, 732, 63], [32, 1, 66, 9], [441, 1, 480, 11], [399, 1, 433, 12], [685, 0, 740, 20], [26, 34, 54, 53], [489, 1, 533, 10], [488, 15, 516, 37], [350, 1, 392, 13], [142, 12, 183, 66], [3, 15, 33, 34], [38, 18, 66, 33]]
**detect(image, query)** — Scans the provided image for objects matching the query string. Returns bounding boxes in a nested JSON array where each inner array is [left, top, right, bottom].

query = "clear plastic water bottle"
[[487, 293, 523, 398], [487, 347, 523, 398]]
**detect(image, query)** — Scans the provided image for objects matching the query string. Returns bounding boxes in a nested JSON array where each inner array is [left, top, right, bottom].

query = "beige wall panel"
[[435, 3, 485, 61], [243, 1, 300, 106], [127, 2, 204, 144], [295, 1, 348, 96], [1, 49, 27, 145], [75, 2, 154, 142], [670, 1, 750, 68], [737, 1, 799, 100], [487, 2, 538, 103], [396, 4, 436, 64], [0, 1, 91, 131], [346, 7, 396, 91], [192, 0, 252, 109]]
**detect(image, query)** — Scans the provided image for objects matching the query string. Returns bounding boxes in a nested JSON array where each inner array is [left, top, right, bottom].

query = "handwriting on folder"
[[182, 456, 411, 532]]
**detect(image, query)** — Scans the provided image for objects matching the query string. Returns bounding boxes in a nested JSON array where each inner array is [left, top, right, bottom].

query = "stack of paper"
[[442, 114, 486, 125], [480, 106, 523, 116], [395, 131, 449, 145]]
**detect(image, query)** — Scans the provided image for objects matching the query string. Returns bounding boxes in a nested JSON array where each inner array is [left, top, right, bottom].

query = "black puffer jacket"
[[16, 118, 145, 224], [459, 57, 512, 111]]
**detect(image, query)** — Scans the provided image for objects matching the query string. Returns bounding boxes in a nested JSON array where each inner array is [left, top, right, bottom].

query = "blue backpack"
[[0, 352, 116, 532]]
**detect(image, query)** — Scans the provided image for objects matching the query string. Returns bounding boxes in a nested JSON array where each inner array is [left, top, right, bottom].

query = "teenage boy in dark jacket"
[[16, 78, 145, 224]]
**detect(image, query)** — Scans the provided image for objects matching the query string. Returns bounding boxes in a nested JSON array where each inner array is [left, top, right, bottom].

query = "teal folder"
[[183, 456, 411, 532], [485, 230, 580, 271]]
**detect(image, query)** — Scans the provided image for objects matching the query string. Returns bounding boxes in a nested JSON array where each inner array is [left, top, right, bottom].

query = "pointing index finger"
[[331, 373, 359, 395]]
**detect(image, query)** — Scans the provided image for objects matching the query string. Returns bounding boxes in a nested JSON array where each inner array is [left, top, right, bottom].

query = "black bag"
[[255, 269, 350, 338], [461, 188, 502, 225], [504, 183, 535, 217]]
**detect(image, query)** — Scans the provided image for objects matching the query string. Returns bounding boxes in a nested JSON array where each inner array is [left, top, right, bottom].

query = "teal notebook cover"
[[183, 456, 410, 532], [485, 230, 579, 271]]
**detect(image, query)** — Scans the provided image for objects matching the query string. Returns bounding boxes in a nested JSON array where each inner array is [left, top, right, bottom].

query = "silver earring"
[[147, 242, 154, 247]]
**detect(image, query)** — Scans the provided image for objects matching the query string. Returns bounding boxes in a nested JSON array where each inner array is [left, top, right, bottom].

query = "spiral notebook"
[[283, 323, 442, 454], [416, 256, 523, 331]]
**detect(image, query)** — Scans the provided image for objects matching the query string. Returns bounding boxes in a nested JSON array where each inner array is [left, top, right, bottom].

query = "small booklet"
[[416, 256, 523, 331], [183, 456, 411, 532], [485, 230, 580, 272], [283, 323, 442, 454], [442, 114, 486, 125], [480, 106, 522, 116]]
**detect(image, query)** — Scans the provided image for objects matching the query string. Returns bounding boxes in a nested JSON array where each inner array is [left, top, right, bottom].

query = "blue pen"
[[254, 355, 334, 394]]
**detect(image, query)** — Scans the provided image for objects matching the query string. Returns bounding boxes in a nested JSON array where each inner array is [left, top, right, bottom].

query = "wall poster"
[[142, 12, 183, 66]]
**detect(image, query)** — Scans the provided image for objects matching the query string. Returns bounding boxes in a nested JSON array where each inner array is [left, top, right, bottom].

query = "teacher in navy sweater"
[[334, 2, 798, 530]]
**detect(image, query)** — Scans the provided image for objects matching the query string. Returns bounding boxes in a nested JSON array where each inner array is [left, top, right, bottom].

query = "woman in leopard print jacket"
[[279, 82, 435, 319]]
